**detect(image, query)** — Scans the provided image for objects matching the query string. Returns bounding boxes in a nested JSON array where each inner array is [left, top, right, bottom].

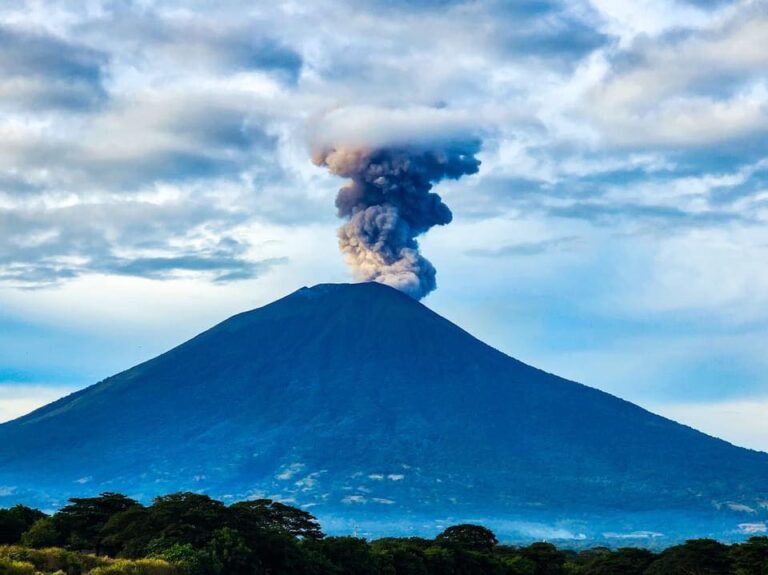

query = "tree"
[[731, 536, 768, 575], [502, 555, 537, 575], [0, 506, 46, 545], [370, 539, 430, 575], [314, 537, 378, 575], [580, 547, 655, 575], [204, 527, 254, 575], [645, 538, 732, 575], [519, 542, 567, 575], [251, 528, 320, 574], [56, 493, 141, 553], [435, 524, 498, 552], [229, 499, 323, 541], [145, 492, 228, 549], [100, 506, 154, 557]]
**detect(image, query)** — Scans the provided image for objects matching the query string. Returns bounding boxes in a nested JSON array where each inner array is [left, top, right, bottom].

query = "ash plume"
[[313, 140, 481, 299]]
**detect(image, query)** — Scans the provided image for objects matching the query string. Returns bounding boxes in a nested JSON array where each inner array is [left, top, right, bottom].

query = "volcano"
[[1, 282, 767, 541]]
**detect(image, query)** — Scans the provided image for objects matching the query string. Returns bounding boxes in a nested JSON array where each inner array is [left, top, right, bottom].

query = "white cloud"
[[739, 522, 767, 534], [602, 530, 664, 539], [651, 399, 768, 452], [624, 226, 768, 321], [276, 462, 305, 481], [341, 495, 367, 504], [581, 4, 768, 146], [588, 0, 722, 44], [309, 105, 479, 151], [0, 384, 76, 423]]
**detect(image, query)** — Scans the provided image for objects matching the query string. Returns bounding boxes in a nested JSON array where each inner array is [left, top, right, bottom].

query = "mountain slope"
[[1, 282, 766, 539]]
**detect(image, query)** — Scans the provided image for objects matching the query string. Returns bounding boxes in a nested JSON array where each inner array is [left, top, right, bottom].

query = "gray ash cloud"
[[314, 141, 480, 298]]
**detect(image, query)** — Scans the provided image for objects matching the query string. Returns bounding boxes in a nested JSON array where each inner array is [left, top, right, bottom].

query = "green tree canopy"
[[519, 542, 567, 575], [145, 492, 228, 550], [731, 536, 768, 575], [229, 499, 323, 540], [645, 538, 732, 575], [0, 505, 46, 545], [55, 493, 141, 553], [435, 524, 498, 552], [580, 547, 655, 575]]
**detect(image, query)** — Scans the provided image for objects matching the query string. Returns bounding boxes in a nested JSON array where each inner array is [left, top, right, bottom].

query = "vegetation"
[[1, 493, 767, 574]]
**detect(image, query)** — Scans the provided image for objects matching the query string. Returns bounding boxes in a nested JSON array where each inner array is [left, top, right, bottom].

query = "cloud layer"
[[1, 0, 767, 293]]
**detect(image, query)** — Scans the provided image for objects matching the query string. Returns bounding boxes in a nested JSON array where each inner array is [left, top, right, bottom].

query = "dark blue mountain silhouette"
[[1, 282, 766, 541]]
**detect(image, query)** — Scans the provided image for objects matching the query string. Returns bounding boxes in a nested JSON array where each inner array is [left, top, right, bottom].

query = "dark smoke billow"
[[314, 141, 481, 299]]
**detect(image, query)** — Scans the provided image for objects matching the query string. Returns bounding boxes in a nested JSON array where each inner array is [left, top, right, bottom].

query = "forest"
[[1, 492, 767, 575]]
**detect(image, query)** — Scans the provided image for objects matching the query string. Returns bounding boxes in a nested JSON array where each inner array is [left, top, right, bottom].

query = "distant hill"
[[1, 282, 766, 542]]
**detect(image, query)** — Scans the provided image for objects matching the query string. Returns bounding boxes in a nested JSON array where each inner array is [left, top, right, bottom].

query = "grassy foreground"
[[0, 546, 175, 575]]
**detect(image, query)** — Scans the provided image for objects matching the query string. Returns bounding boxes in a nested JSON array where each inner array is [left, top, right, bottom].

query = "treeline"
[[2, 492, 768, 575]]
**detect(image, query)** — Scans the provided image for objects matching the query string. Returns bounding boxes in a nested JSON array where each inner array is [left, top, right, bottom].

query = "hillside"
[[1, 282, 766, 540]]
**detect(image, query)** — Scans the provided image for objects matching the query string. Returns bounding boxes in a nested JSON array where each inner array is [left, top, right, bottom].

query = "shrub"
[[148, 545, 207, 575], [0, 546, 108, 575], [0, 558, 35, 575], [21, 518, 62, 549], [88, 558, 177, 575]]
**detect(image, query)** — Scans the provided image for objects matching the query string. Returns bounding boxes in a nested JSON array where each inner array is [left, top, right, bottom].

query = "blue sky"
[[1, 0, 768, 450]]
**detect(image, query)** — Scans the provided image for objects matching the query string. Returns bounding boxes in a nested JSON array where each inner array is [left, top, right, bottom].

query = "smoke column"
[[313, 141, 481, 299]]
